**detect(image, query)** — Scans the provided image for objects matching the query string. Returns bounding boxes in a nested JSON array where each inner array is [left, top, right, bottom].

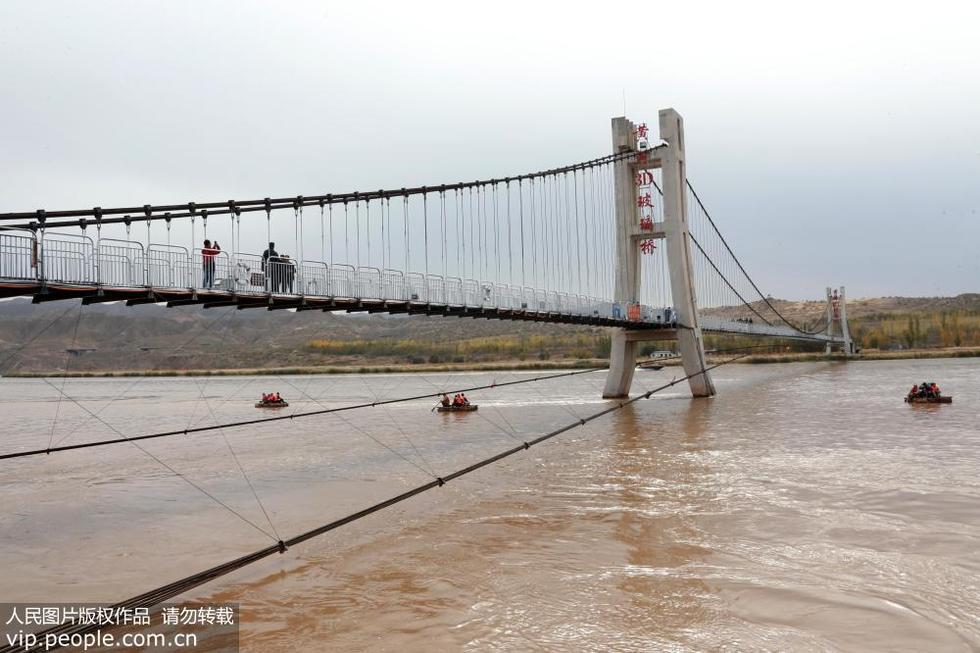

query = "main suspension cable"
[[685, 181, 831, 335], [1, 152, 639, 231]]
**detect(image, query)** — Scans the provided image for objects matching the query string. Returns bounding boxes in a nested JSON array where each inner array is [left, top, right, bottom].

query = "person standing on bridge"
[[202, 239, 220, 289], [261, 242, 278, 292]]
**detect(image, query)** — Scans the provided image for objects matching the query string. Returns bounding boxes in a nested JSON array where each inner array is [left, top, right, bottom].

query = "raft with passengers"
[[905, 382, 951, 404], [437, 393, 478, 412], [256, 392, 289, 408]]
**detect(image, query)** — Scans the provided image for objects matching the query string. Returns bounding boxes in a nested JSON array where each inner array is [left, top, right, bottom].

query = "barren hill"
[[2, 293, 978, 374]]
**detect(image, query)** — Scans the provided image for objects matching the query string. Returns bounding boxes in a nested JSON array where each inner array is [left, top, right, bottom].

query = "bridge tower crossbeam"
[[602, 109, 715, 398]]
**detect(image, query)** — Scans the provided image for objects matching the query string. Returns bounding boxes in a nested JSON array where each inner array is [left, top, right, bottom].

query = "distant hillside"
[[0, 298, 605, 374], [2, 293, 978, 374], [755, 294, 980, 322]]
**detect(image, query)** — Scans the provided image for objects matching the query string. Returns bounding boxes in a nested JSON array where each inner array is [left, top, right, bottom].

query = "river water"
[[1, 359, 979, 651]]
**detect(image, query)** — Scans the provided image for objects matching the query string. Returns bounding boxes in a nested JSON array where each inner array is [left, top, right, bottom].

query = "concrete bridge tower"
[[825, 286, 855, 355], [602, 109, 715, 398]]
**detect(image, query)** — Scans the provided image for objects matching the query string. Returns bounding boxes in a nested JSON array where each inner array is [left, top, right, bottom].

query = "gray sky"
[[2, 0, 978, 299]]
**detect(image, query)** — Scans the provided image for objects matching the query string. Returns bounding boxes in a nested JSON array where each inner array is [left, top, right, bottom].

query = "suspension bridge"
[[0, 108, 859, 649], [0, 108, 853, 399]]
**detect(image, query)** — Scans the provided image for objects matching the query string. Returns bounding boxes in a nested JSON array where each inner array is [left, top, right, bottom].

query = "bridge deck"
[[0, 229, 842, 341], [0, 280, 660, 329]]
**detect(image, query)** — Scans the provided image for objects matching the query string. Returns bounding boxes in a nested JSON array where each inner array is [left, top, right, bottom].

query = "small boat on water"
[[437, 404, 478, 413], [905, 396, 952, 404], [905, 381, 950, 404], [256, 399, 289, 408]]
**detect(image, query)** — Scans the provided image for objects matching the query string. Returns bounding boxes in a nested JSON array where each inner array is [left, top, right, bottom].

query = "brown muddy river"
[[2, 359, 979, 651]]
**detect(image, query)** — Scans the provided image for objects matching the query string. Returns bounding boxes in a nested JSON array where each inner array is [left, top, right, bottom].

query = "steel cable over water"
[[0, 354, 749, 652], [0, 345, 783, 462], [0, 366, 609, 461]]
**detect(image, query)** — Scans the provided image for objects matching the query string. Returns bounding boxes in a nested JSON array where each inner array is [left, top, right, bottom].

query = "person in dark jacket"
[[261, 242, 278, 291]]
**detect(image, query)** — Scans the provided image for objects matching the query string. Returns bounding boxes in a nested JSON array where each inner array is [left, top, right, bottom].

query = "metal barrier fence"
[[0, 229, 38, 281], [330, 264, 355, 298], [0, 232, 638, 321], [99, 239, 145, 286], [382, 269, 406, 301], [41, 232, 94, 284], [147, 244, 192, 289]]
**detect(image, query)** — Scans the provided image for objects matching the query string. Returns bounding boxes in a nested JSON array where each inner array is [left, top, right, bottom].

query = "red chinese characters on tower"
[[633, 130, 657, 255]]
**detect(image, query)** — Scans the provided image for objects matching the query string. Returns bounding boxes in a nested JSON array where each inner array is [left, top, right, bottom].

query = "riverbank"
[[734, 346, 980, 365], [8, 346, 980, 377], [4, 359, 610, 378]]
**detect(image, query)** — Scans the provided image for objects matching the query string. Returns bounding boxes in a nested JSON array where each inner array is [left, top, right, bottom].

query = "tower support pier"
[[602, 109, 715, 398]]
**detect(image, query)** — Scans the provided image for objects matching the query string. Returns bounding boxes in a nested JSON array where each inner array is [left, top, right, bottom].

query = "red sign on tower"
[[634, 145, 656, 255]]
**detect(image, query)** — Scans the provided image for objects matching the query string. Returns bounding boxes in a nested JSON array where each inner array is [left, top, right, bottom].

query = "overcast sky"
[[2, 0, 978, 299]]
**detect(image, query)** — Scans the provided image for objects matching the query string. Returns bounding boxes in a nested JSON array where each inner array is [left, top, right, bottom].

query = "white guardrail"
[[699, 315, 840, 342], [1, 230, 681, 322]]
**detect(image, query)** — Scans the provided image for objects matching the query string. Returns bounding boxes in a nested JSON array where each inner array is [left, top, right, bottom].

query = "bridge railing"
[[487, 282, 502, 308], [2, 232, 662, 324], [41, 231, 94, 284], [0, 228, 39, 281], [698, 314, 838, 341], [330, 264, 356, 298], [445, 276, 463, 305], [99, 239, 145, 287], [381, 268, 406, 301], [296, 260, 329, 297], [230, 253, 266, 293], [406, 272, 426, 302], [462, 279, 479, 306], [425, 274, 446, 304], [357, 267, 382, 299], [146, 244, 192, 289], [191, 248, 236, 291]]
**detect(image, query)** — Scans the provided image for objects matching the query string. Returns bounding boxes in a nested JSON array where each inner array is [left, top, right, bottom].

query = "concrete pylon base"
[[602, 327, 715, 398], [677, 329, 715, 397], [602, 329, 639, 398]]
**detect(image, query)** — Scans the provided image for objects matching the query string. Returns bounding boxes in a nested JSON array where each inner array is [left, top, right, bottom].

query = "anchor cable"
[[4, 352, 749, 651]]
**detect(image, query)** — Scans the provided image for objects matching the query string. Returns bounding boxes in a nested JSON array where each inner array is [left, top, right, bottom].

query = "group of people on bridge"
[[261, 242, 296, 293], [198, 239, 297, 293]]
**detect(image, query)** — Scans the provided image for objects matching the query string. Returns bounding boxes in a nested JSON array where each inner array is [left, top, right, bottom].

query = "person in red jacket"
[[202, 239, 221, 289]]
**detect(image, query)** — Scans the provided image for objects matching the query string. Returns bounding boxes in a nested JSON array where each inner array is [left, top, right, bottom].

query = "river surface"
[[1, 359, 979, 651]]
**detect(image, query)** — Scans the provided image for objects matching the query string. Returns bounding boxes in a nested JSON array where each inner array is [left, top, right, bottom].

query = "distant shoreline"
[[735, 347, 980, 365], [5, 347, 980, 378]]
